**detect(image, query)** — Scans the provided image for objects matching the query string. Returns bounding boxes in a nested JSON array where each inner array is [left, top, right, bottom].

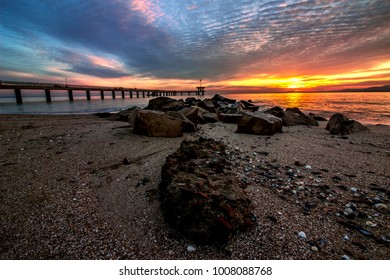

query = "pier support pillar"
[[121, 90, 125, 99], [130, 91, 133, 98], [68, 89, 73, 102], [86, 90, 91, 101], [100, 90, 104, 100], [112, 90, 116, 99], [136, 91, 139, 98], [142, 91, 145, 98], [45, 89, 51, 103], [15, 88, 23, 104]]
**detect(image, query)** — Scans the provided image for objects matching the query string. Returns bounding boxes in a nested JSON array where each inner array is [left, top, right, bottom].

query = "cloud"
[[1, 0, 389, 83]]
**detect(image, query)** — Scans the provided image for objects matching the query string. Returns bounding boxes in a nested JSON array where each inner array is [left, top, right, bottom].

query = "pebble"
[[297, 186, 305, 191], [365, 221, 377, 227], [342, 255, 350, 260], [298, 231, 307, 239], [187, 245, 196, 252], [343, 235, 350, 241], [350, 187, 358, 192], [311, 246, 318, 252], [374, 203, 388, 210], [344, 207, 354, 215], [319, 192, 326, 199], [305, 165, 312, 169]]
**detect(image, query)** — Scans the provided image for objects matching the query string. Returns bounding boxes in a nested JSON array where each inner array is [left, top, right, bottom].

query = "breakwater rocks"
[[99, 94, 369, 137], [159, 137, 256, 244]]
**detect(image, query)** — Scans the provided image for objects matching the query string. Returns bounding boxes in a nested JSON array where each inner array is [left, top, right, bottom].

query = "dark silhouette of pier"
[[0, 80, 205, 104]]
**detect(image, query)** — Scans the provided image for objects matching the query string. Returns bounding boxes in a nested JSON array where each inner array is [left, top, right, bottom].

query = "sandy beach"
[[0, 114, 389, 260]]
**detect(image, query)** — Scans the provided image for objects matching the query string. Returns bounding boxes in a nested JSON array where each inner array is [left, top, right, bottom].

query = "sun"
[[287, 77, 305, 89]]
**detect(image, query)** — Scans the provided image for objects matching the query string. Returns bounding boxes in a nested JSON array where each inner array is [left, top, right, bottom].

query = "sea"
[[0, 89, 389, 125]]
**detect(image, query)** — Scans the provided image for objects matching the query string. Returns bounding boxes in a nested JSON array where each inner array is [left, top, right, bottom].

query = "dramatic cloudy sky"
[[1, 0, 390, 91]]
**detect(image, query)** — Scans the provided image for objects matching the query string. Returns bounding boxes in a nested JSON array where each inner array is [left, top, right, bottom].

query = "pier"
[[0, 81, 205, 104]]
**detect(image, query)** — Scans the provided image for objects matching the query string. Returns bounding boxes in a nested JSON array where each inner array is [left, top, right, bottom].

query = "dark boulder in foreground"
[[130, 109, 193, 137], [159, 137, 255, 244], [236, 112, 283, 135], [326, 113, 368, 135]]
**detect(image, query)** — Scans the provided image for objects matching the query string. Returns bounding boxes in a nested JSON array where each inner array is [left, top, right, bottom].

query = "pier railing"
[[0, 80, 205, 104]]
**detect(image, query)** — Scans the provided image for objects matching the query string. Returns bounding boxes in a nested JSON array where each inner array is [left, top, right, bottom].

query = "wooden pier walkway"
[[0, 80, 205, 104]]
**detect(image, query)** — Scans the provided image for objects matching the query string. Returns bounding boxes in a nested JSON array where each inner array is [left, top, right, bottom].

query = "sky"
[[1, 0, 390, 92]]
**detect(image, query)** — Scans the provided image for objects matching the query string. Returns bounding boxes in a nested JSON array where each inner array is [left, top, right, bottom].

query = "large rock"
[[282, 110, 319, 126], [198, 98, 216, 112], [178, 107, 199, 125], [203, 112, 220, 123], [130, 109, 188, 137], [159, 137, 255, 243], [326, 113, 368, 135], [117, 106, 141, 122], [236, 112, 282, 135], [191, 106, 210, 124], [234, 101, 259, 112], [219, 113, 243, 124], [263, 106, 285, 118], [128, 107, 142, 127], [145, 97, 176, 110], [161, 99, 186, 111], [166, 111, 197, 132], [211, 94, 236, 104]]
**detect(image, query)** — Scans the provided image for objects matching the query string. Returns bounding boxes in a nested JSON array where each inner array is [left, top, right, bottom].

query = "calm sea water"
[[0, 89, 389, 125]]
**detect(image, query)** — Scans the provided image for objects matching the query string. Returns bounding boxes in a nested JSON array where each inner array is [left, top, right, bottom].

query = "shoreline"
[[0, 114, 389, 259]]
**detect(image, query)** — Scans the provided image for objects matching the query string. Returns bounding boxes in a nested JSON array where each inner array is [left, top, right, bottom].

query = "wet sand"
[[0, 114, 389, 259]]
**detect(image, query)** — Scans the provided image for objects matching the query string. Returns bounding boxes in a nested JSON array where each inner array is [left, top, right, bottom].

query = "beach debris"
[[236, 112, 283, 135], [326, 113, 368, 135], [159, 137, 255, 244]]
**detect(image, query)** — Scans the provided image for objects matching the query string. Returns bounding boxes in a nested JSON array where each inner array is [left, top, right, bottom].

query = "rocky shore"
[[0, 97, 389, 259]]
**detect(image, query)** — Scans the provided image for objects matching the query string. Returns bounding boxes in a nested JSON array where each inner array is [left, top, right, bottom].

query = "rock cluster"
[[264, 106, 319, 126], [129, 95, 261, 137], [159, 137, 256, 244], [104, 95, 368, 138]]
